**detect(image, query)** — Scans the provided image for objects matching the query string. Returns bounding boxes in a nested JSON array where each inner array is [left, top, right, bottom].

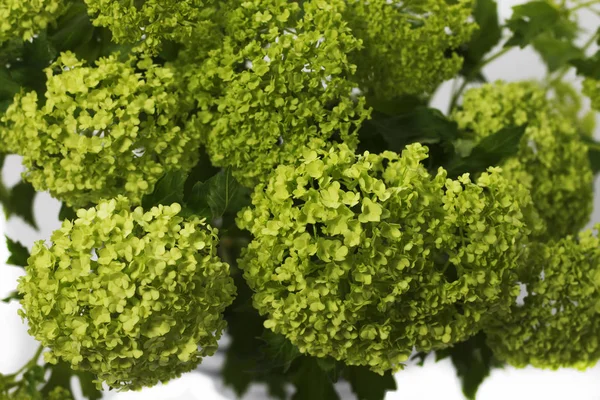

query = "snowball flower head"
[[19, 197, 236, 390]]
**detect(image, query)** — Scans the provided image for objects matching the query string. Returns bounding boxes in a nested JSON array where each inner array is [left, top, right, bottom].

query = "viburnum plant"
[[1, 0, 600, 399]]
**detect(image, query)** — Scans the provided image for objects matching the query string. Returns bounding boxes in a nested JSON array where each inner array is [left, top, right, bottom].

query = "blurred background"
[[2, 1, 600, 399]]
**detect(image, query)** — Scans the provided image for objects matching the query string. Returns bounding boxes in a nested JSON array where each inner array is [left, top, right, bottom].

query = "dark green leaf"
[[141, 171, 187, 209], [1, 291, 21, 303], [221, 244, 287, 400], [533, 34, 583, 72], [42, 361, 101, 400], [505, 1, 561, 48], [460, 0, 502, 79], [581, 136, 600, 174], [59, 203, 78, 221], [76, 371, 102, 400], [436, 333, 502, 400], [365, 95, 427, 117], [446, 125, 526, 177], [260, 331, 301, 373], [571, 50, 600, 80], [183, 147, 221, 198], [3, 181, 38, 230], [345, 367, 397, 400], [292, 358, 339, 400], [187, 168, 249, 220], [0, 68, 21, 99], [411, 351, 429, 367], [361, 107, 460, 152], [5, 236, 30, 267]]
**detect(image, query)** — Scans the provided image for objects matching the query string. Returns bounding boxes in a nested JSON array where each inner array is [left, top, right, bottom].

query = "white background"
[[2, 1, 600, 399]]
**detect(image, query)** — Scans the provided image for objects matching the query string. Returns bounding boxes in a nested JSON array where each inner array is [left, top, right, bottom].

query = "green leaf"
[[571, 50, 600, 80], [436, 333, 502, 400], [41, 361, 101, 400], [533, 33, 583, 72], [183, 147, 221, 199], [581, 136, 600, 174], [187, 168, 249, 220], [221, 248, 287, 400], [5, 181, 38, 229], [1, 291, 21, 303], [292, 358, 340, 400], [360, 107, 460, 152], [141, 171, 187, 209], [505, 1, 561, 48], [5, 236, 30, 267], [446, 125, 526, 177], [260, 331, 301, 373], [0, 68, 21, 99], [459, 0, 502, 79], [344, 366, 397, 400], [58, 203, 78, 221], [365, 95, 427, 117]]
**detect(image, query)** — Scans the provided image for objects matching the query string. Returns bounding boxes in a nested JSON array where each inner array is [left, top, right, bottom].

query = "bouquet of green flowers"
[[1, 0, 600, 399]]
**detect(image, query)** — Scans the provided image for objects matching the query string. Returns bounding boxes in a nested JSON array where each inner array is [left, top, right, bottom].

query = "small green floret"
[[237, 141, 530, 373], [0, 52, 201, 208], [18, 197, 236, 390], [486, 227, 600, 369]]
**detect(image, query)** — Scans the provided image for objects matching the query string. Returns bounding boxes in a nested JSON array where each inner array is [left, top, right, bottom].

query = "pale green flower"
[[1, 52, 201, 207], [486, 226, 600, 369], [237, 141, 530, 373], [453, 81, 593, 239], [18, 197, 236, 390], [344, 0, 476, 98], [179, 0, 370, 187], [83, 0, 222, 53]]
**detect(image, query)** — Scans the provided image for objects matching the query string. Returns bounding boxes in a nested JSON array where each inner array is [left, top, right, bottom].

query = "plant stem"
[[571, 0, 600, 13], [448, 46, 513, 112], [551, 31, 599, 83], [13, 345, 44, 376]]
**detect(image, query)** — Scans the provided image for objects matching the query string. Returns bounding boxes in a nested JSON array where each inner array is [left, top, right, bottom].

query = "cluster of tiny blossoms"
[[237, 141, 531, 373], [0, 52, 201, 208], [8, 386, 71, 400], [180, 0, 370, 187], [83, 0, 220, 53], [344, 0, 475, 98], [0, 0, 64, 43], [486, 226, 600, 369], [583, 78, 600, 111], [453, 81, 593, 239], [18, 197, 236, 390]]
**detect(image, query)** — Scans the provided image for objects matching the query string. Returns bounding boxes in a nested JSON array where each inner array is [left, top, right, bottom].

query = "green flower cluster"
[[7, 387, 71, 400], [18, 197, 236, 390], [0, 0, 64, 43], [583, 78, 600, 111], [452, 81, 593, 239], [180, 0, 369, 187], [344, 0, 475, 98], [237, 141, 531, 373], [486, 227, 600, 369], [0, 52, 201, 208], [83, 0, 220, 52]]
